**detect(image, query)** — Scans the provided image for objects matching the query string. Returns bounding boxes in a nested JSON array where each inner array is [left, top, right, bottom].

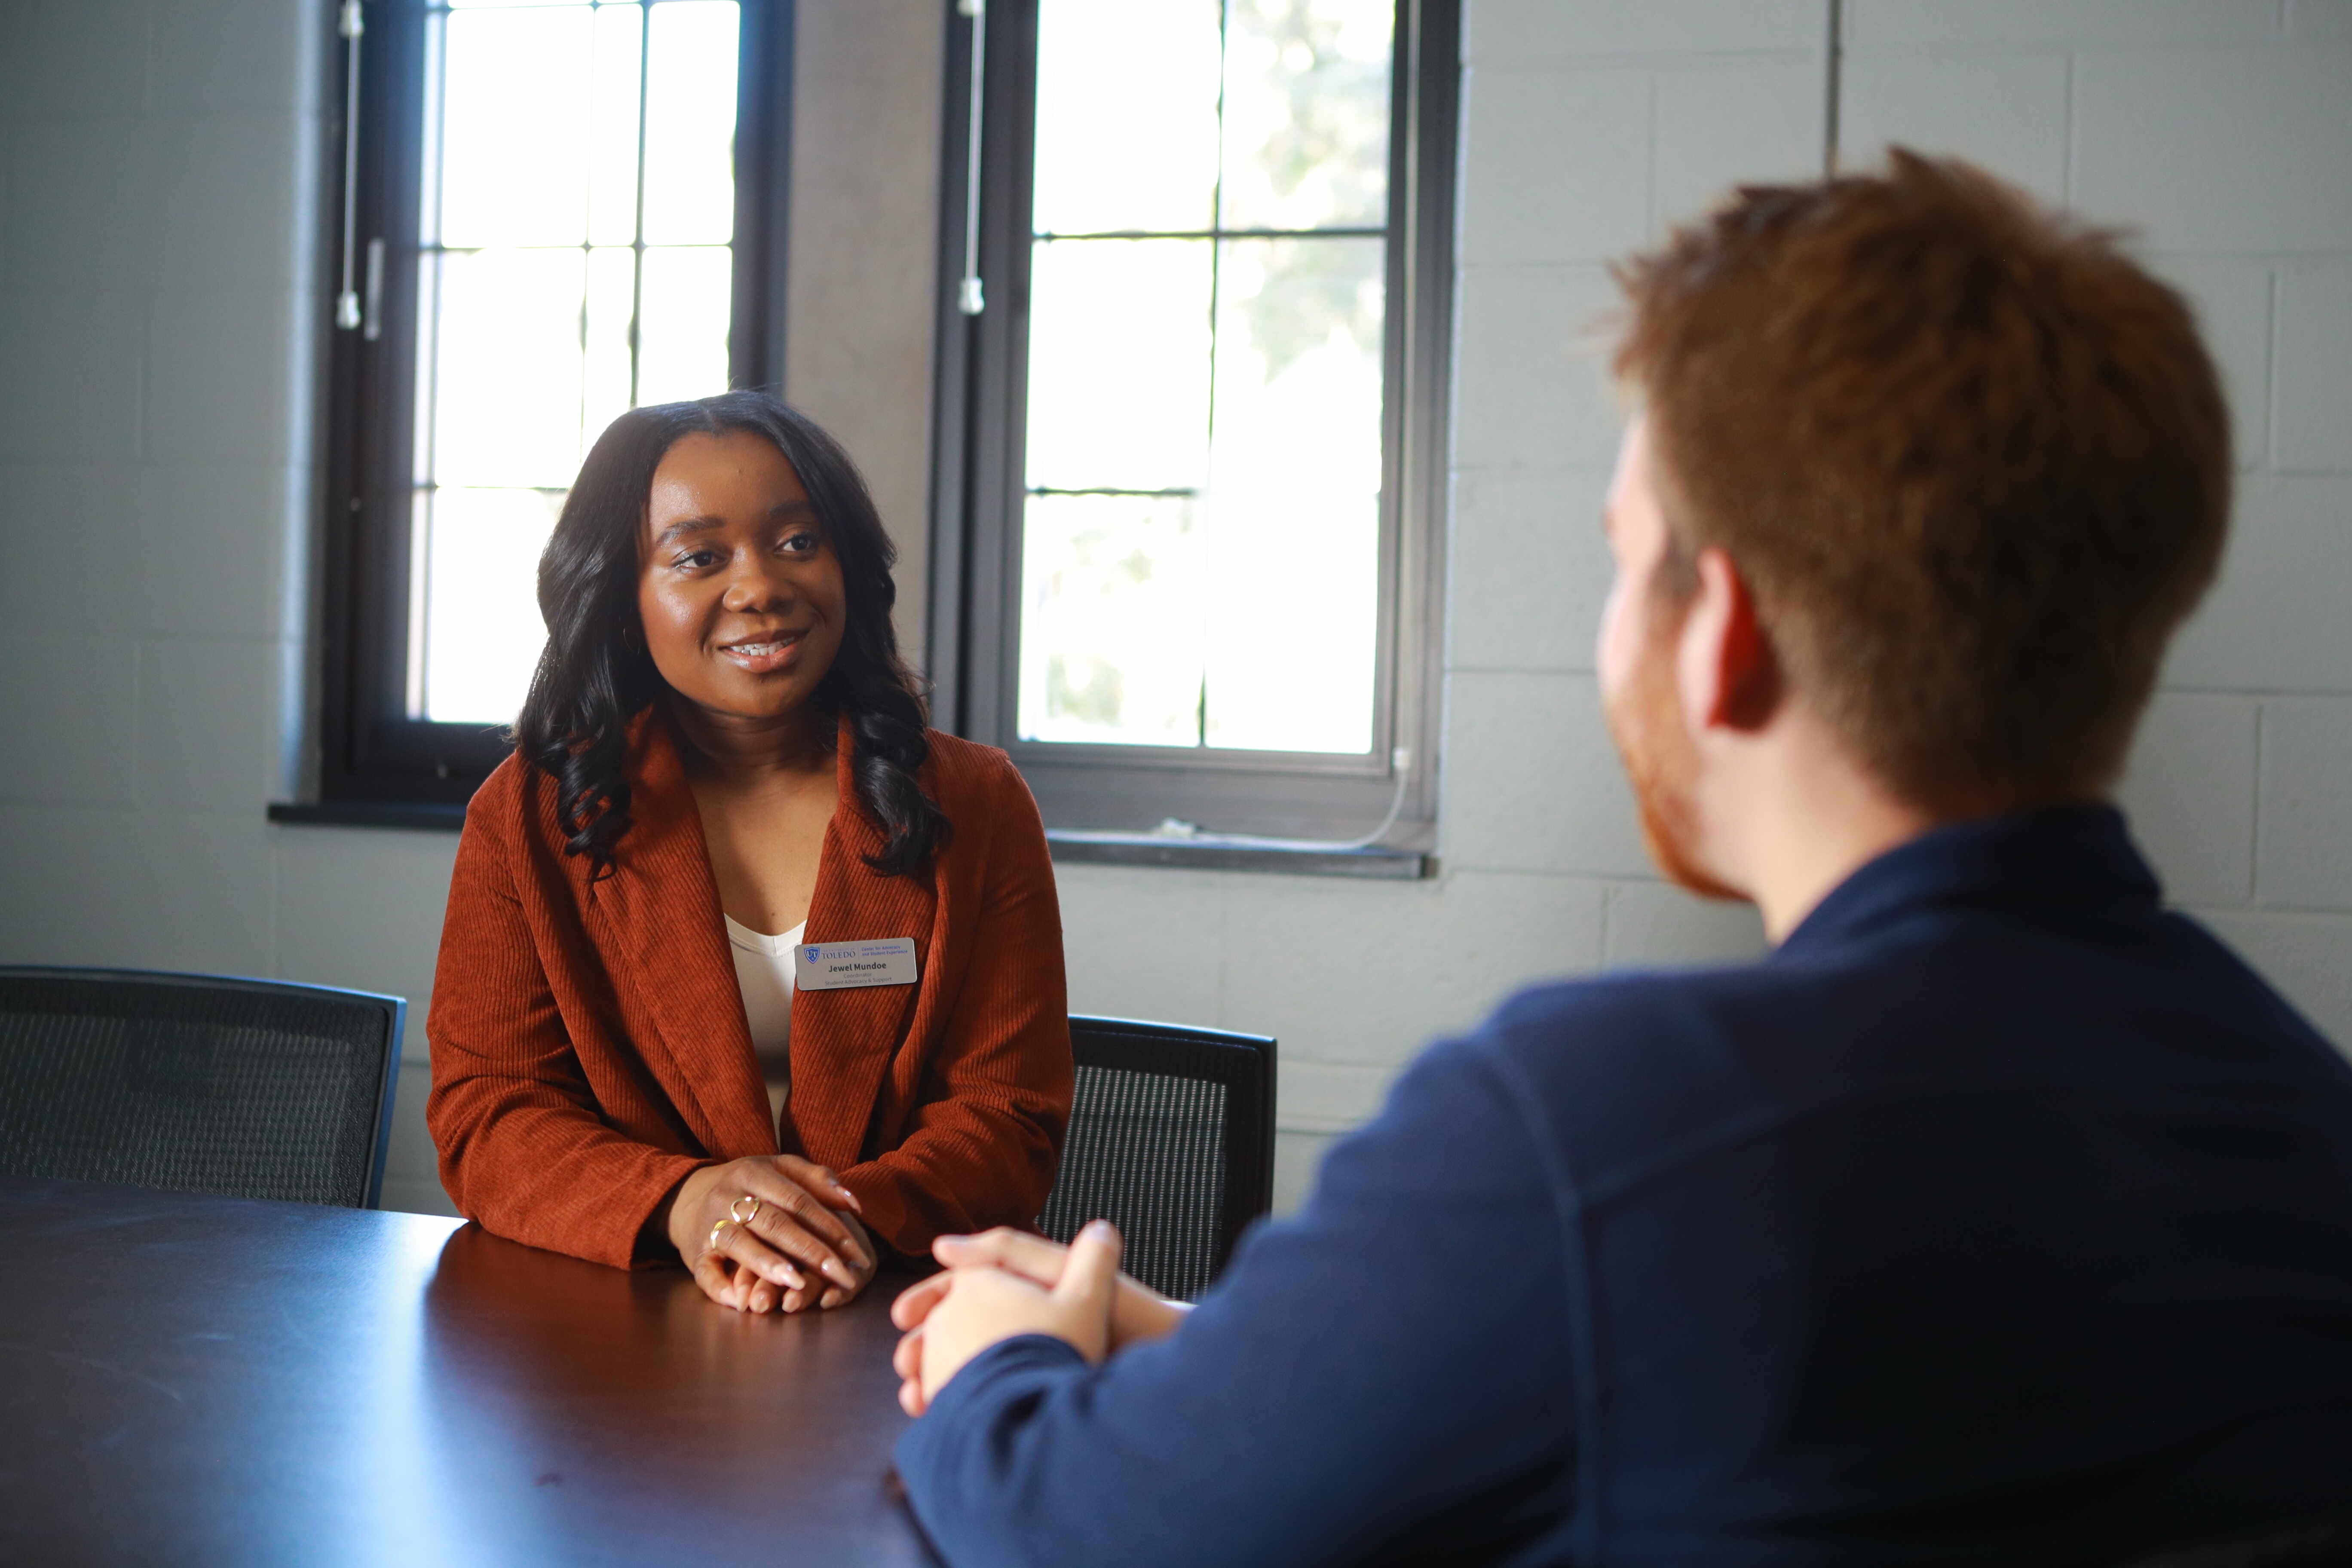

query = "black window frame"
[[927, 0, 1459, 845], [313, 0, 796, 807]]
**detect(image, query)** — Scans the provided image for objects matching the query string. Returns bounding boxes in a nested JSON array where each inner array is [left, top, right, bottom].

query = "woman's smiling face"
[[636, 429, 848, 725]]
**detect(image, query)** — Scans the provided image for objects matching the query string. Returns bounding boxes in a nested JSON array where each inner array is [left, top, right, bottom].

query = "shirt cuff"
[[949, 1330, 1089, 1390], [894, 1332, 1092, 1479]]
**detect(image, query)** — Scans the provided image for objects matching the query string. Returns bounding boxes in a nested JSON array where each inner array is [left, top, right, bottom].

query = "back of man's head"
[[1612, 149, 2231, 814]]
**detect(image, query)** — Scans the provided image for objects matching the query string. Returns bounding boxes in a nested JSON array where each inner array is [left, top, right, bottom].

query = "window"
[[315, 0, 790, 804], [931, 0, 1456, 848]]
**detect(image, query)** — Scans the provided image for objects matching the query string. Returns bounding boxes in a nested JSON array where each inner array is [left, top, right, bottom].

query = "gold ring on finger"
[[730, 1194, 762, 1225], [706, 1216, 740, 1256]]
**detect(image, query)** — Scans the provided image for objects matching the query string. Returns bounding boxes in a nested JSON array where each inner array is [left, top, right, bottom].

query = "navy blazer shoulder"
[[897, 808, 2352, 1568]]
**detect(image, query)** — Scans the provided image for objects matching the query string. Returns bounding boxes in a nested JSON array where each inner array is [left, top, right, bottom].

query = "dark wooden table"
[[0, 1176, 941, 1565]]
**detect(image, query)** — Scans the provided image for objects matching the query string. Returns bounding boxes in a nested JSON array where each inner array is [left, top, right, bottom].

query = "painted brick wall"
[[1838, 0, 2352, 1080]]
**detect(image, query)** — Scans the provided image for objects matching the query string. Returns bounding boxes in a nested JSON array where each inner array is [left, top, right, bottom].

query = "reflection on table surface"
[[0, 1176, 937, 1568]]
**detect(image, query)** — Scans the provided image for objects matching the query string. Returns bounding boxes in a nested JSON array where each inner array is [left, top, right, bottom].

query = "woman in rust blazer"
[[428, 392, 1071, 1316]]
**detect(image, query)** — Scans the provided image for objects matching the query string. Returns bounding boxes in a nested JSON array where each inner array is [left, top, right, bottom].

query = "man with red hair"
[[887, 153, 2352, 1567]]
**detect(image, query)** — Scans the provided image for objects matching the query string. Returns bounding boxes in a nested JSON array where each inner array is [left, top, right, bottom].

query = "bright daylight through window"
[[1016, 0, 1394, 757], [411, 0, 741, 725]]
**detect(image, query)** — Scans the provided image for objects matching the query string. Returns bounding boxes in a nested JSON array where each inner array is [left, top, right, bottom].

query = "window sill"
[[268, 805, 1433, 880], [269, 801, 467, 831], [1046, 831, 1429, 880]]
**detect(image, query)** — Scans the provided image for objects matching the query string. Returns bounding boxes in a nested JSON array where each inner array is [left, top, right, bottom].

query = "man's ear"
[[1679, 546, 1781, 735]]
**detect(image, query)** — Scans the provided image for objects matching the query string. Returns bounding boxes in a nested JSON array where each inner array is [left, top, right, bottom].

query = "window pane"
[[419, 487, 564, 725], [438, 7, 595, 247], [587, 3, 645, 246], [1219, 0, 1393, 232], [583, 245, 636, 439], [1024, 238, 1213, 491], [1010, 3, 1399, 763], [1017, 495, 1204, 747], [430, 247, 589, 490], [641, 1, 739, 245], [637, 245, 733, 404], [1032, 0, 1221, 235], [414, 0, 741, 724], [1201, 236, 1384, 752]]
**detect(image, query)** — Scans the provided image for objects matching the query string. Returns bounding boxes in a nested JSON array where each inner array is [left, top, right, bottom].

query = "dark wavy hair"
[[514, 392, 946, 881]]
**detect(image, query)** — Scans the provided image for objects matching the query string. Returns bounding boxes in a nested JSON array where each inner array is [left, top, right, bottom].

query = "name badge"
[[794, 937, 919, 991]]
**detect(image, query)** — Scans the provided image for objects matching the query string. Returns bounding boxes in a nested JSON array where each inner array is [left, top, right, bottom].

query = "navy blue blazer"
[[897, 808, 2352, 1566]]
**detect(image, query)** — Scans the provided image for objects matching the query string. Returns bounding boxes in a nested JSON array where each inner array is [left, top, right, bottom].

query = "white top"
[[725, 915, 805, 1122]]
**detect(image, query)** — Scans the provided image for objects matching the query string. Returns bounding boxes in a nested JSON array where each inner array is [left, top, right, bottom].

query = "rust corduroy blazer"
[[425, 712, 1073, 1268]]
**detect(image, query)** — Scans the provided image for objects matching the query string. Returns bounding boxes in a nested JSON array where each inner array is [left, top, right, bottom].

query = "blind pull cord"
[[956, 0, 986, 315], [334, 0, 366, 331]]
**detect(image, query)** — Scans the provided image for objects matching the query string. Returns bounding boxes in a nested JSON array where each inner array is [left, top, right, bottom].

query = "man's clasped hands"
[[889, 1221, 1191, 1415]]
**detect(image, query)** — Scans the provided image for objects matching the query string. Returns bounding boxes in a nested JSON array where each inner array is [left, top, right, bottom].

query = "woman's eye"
[[778, 531, 820, 555], [672, 548, 720, 570]]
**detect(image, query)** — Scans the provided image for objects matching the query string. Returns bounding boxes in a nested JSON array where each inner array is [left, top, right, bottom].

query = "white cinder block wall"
[[1830, 0, 2352, 1065], [0, 1, 2346, 1219]]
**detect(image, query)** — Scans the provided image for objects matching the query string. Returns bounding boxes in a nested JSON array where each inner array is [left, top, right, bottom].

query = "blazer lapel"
[[598, 710, 778, 1158], [787, 715, 937, 1171]]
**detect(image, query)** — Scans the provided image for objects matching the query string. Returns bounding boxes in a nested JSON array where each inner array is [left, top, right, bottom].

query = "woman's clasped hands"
[[668, 1154, 875, 1314]]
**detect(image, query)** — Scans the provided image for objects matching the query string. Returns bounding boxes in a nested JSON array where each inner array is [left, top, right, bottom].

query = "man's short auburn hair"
[[1612, 148, 2231, 812]]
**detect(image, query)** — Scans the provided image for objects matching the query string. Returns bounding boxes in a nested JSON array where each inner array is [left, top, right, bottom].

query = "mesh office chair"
[[0, 967, 404, 1209], [1037, 1016, 1276, 1302]]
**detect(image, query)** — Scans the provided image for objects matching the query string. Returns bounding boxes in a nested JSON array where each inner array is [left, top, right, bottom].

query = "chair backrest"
[[1036, 1016, 1276, 1302], [0, 967, 404, 1209]]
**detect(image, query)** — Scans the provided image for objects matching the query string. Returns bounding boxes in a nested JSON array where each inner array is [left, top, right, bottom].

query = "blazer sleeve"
[[425, 788, 712, 1269], [839, 760, 1074, 1253]]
